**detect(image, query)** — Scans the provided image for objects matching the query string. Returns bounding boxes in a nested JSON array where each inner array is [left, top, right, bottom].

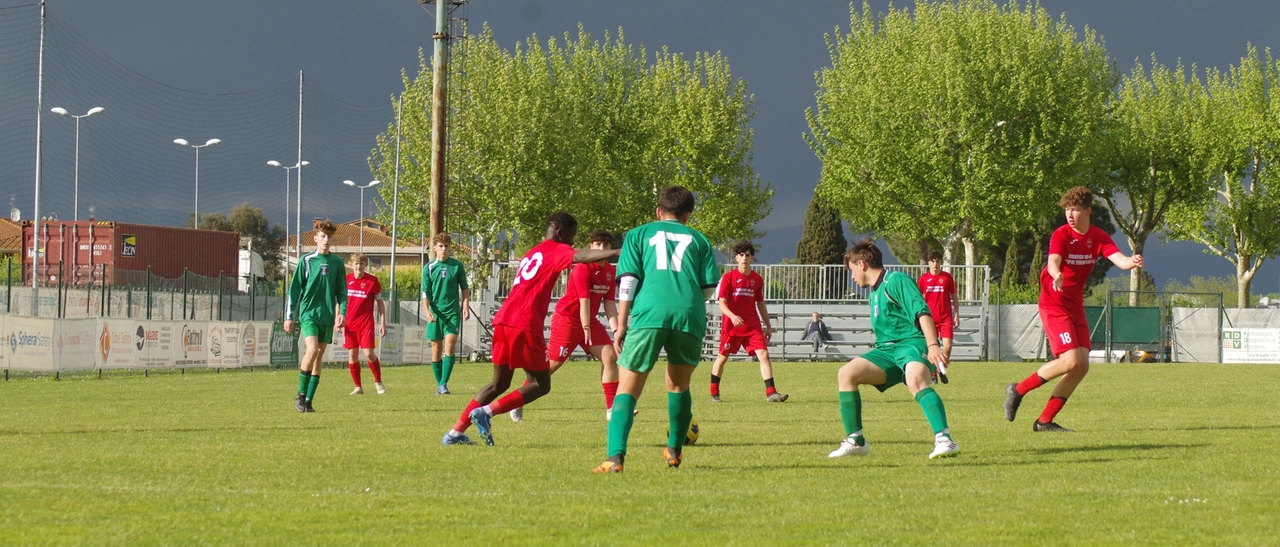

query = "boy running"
[[593, 186, 721, 473], [708, 241, 788, 403], [515, 230, 621, 422], [285, 219, 348, 413], [1004, 186, 1143, 432], [441, 213, 618, 446], [917, 250, 958, 383], [344, 253, 386, 395], [828, 238, 959, 460], [422, 233, 470, 395]]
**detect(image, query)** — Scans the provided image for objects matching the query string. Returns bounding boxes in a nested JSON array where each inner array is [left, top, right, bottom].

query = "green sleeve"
[[334, 257, 348, 317], [457, 261, 469, 291], [285, 257, 305, 321], [892, 274, 931, 320], [617, 228, 643, 280], [421, 263, 431, 301]]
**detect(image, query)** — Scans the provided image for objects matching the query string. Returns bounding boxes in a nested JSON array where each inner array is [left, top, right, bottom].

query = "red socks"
[[1015, 374, 1047, 396], [348, 362, 361, 387], [710, 375, 721, 396], [602, 381, 619, 410], [1039, 396, 1067, 424], [368, 359, 382, 383], [453, 399, 483, 432], [488, 390, 527, 416]]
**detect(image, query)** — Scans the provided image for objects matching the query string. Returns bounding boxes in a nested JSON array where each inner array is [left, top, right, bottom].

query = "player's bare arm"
[[1108, 252, 1144, 270], [461, 289, 471, 320], [573, 248, 619, 264], [284, 320, 295, 334], [422, 297, 435, 323], [757, 301, 773, 341], [603, 299, 619, 332], [1047, 253, 1065, 292], [718, 298, 743, 326], [613, 299, 631, 355], [919, 315, 948, 366], [580, 297, 593, 340], [376, 297, 387, 337], [334, 304, 345, 330]]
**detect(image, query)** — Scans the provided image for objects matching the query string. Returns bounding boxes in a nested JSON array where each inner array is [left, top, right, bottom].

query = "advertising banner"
[[379, 324, 404, 364], [269, 322, 298, 367], [97, 319, 141, 369], [56, 318, 99, 371], [5, 315, 56, 372], [136, 321, 176, 369], [175, 322, 208, 368], [239, 322, 271, 367], [209, 322, 242, 368], [1222, 328, 1280, 363], [403, 326, 425, 364]]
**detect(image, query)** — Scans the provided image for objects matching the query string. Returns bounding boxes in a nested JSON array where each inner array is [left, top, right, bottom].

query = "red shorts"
[[491, 325, 549, 371], [547, 315, 611, 362], [934, 317, 954, 339], [1040, 304, 1090, 357], [719, 331, 768, 356], [342, 325, 377, 349]]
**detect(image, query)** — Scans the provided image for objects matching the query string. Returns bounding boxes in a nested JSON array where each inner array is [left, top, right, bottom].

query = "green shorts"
[[425, 307, 462, 340], [300, 322, 334, 345], [861, 340, 935, 392], [619, 328, 703, 374]]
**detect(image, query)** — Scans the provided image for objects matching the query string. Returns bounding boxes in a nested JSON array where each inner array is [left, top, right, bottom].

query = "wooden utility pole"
[[429, 0, 448, 241]]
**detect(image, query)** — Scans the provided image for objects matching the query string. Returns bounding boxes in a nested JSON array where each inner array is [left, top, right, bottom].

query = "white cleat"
[[375, 382, 386, 395], [510, 406, 524, 422], [350, 386, 364, 395], [929, 437, 961, 459], [828, 437, 870, 458]]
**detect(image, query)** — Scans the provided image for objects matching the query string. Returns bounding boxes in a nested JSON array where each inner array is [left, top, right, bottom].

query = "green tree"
[[1165, 46, 1280, 308], [794, 193, 847, 264], [187, 203, 287, 281], [805, 0, 1114, 298], [1101, 57, 1216, 305]]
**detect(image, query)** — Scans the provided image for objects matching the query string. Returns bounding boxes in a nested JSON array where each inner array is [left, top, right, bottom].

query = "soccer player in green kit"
[[827, 238, 960, 459], [285, 220, 348, 413], [422, 233, 470, 395], [593, 186, 721, 473]]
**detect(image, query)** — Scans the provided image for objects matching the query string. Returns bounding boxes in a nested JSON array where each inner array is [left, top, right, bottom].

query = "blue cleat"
[[469, 408, 495, 445], [436, 384, 451, 395], [442, 432, 477, 445]]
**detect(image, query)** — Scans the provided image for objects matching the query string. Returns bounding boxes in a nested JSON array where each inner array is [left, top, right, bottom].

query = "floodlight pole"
[[32, 1, 46, 312]]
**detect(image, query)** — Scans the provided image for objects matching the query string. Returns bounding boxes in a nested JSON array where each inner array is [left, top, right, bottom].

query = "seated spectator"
[[803, 312, 833, 352]]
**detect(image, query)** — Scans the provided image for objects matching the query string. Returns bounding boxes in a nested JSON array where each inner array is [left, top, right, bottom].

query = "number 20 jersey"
[[492, 239, 577, 335], [617, 219, 721, 339]]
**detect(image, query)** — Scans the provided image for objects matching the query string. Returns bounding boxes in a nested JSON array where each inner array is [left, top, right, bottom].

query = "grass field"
[[2, 360, 1278, 545]]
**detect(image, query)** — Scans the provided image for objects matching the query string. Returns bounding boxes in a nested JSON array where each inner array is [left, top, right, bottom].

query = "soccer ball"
[[667, 418, 700, 446]]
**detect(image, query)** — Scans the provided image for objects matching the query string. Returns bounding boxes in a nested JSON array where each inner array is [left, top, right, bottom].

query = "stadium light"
[[50, 106, 105, 221], [173, 138, 221, 229], [343, 179, 381, 252], [268, 159, 309, 284]]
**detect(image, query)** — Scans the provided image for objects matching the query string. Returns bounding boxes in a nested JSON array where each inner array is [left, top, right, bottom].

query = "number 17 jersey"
[[617, 219, 721, 339]]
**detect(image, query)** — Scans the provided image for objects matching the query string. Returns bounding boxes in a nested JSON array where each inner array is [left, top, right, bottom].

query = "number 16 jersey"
[[617, 219, 721, 339]]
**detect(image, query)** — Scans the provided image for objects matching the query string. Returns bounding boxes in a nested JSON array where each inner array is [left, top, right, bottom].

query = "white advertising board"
[[137, 321, 177, 369], [1222, 328, 1280, 364], [4, 315, 56, 372], [175, 322, 208, 368], [379, 324, 404, 364], [96, 319, 141, 369], [56, 318, 99, 371], [403, 326, 425, 364]]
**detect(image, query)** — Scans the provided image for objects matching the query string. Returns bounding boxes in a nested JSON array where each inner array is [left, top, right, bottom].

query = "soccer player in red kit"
[[343, 253, 386, 395], [543, 229, 621, 421], [708, 241, 788, 403], [441, 213, 620, 446], [1004, 186, 1143, 432], [918, 250, 958, 383]]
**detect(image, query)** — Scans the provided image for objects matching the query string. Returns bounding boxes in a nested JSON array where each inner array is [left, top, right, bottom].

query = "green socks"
[[839, 391, 863, 437], [297, 371, 310, 395], [305, 374, 320, 402], [914, 387, 949, 436], [607, 394, 638, 459], [431, 361, 443, 384], [441, 355, 455, 385], [667, 391, 693, 451]]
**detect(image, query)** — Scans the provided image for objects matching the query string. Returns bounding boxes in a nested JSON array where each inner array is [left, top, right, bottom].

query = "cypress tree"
[[795, 193, 847, 264]]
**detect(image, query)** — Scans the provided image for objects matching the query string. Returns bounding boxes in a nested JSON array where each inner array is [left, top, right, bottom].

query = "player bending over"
[[512, 229, 621, 423], [441, 213, 618, 446], [593, 186, 721, 473], [917, 251, 959, 383], [422, 233, 471, 395], [1004, 186, 1143, 432], [828, 238, 959, 460], [708, 241, 788, 403], [285, 219, 348, 413], [344, 253, 387, 395]]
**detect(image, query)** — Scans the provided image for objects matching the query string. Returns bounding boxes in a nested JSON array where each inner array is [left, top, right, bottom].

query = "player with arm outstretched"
[[708, 241, 788, 403], [1003, 186, 1143, 432], [593, 186, 721, 473], [343, 253, 387, 395], [917, 250, 959, 383], [284, 219, 348, 413], [441, 213, 619, 446]]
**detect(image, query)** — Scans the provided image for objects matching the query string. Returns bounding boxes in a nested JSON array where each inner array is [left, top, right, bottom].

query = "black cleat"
[[305, 400, 316, 413], [939, 371, 950, 384], [1033, 421, 1073, 432], [1003, 383, 1022, 422], [295, 393, 307, 413]]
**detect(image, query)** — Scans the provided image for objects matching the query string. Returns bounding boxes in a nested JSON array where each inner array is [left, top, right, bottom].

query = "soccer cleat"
[[766, 392, 789, 403], [350, 386, 364, 395], [305, 400, 316, 413], [710, 394, 722, 403], [441, 432, 477, 445], [1003, 383, 1023, 422], [469, 408, 495, 445], [929, 436, 961, 459], [605, 409, 611, 421], [937, 361, 950, 384], [828, 436, 870, 458], [295, 393, 307, 413], [592, 460, 624, 474], [510, 406, 524, 422], [375, 382, 386, 395], [1033, 421, 1074, 432], [436, 384, 451, 395], [663, 446, 683, 468]]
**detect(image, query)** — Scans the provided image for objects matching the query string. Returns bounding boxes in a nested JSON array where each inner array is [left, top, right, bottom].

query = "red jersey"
[[344, 273, 382, 330], [917, 270, 956, 323], [553, 261, 616, 325], [718, 269, 765, 337], [1039, 224, 1120, 308], [493, 239, 577, 335]]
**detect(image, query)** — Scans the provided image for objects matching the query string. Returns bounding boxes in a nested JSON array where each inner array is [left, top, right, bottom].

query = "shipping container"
[[21, 221, 238, 290]]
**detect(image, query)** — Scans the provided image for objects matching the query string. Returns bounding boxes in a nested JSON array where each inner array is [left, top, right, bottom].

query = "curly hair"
[[731, 240, 757, 256], [1059, 186, 1093, 209]]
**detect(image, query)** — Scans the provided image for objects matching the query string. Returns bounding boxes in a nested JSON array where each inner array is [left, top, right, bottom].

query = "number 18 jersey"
[[617, 219, 721, 339]]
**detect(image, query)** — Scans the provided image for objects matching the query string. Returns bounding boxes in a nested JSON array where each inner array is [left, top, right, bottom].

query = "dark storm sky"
[[7, 0, 1280, 293]]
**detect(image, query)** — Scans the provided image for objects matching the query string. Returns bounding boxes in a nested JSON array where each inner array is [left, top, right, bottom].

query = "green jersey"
[[286, 251, 348, 325], [617, 219, 720, 338], [868, 270, 931, 346], [422, 257, 468, 312]]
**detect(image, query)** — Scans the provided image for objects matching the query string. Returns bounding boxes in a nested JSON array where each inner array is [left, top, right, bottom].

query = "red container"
[[21, 221, 238, 288]]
